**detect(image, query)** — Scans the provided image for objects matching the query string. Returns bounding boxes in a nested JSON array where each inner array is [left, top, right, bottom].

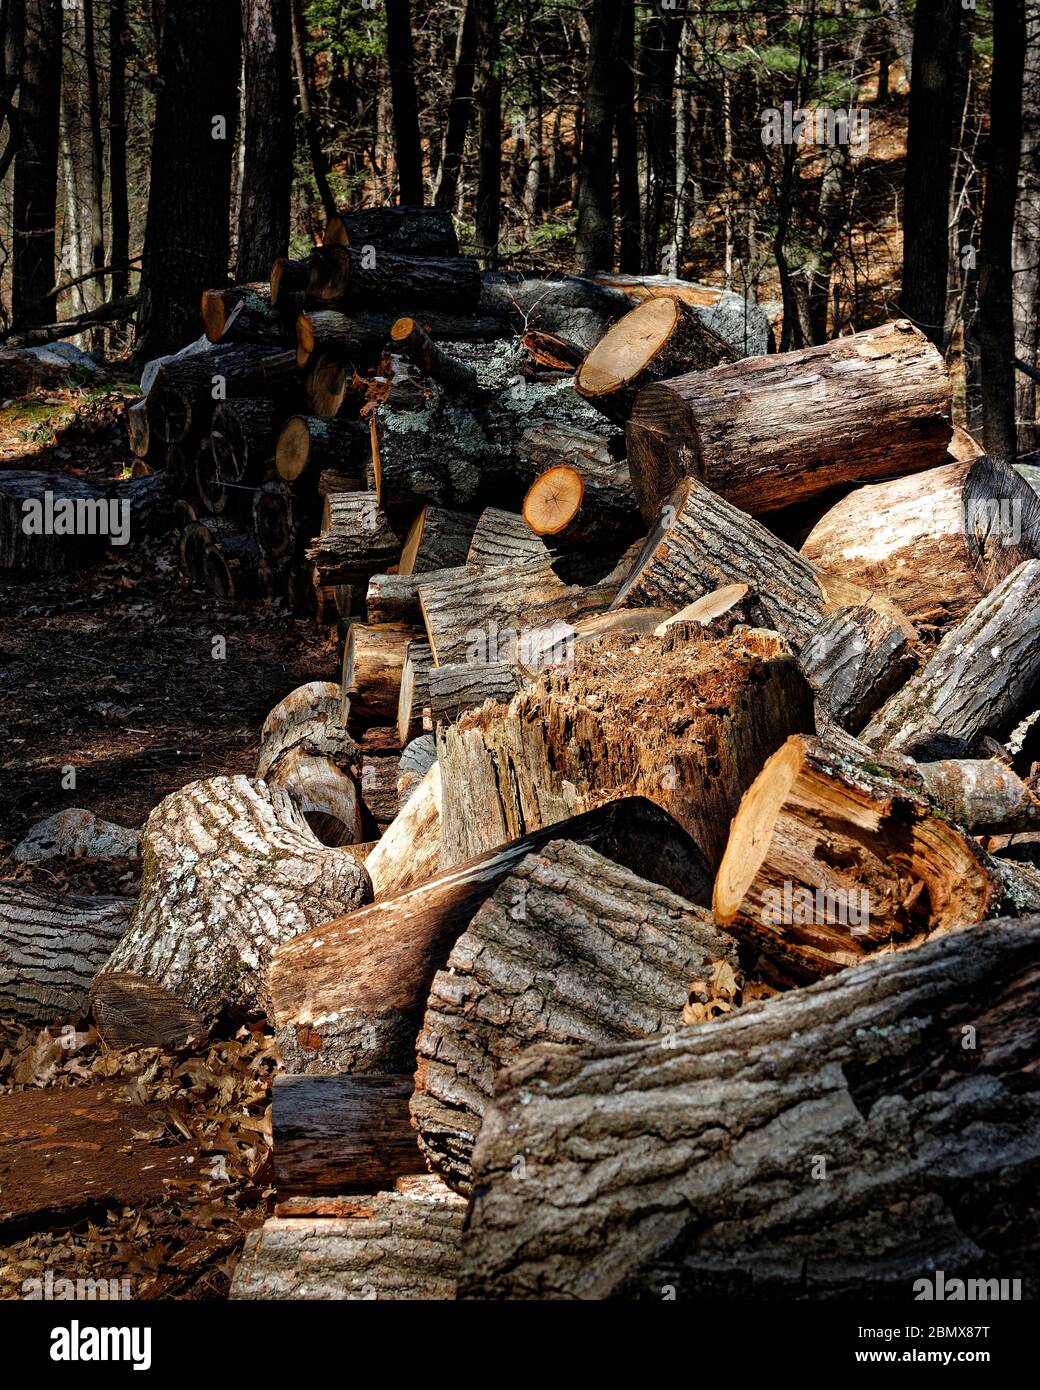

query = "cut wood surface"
[[269, 797, 713, 1074], [397, 637, 433, 744], [201, 283, 292, 345], [342, 621, 418, 725], [210, 397, 279, 482], [459, 919, 1040, 1300], [625, 319, 952, 522], [390, 316, 479, 394], [364, 761, 442, 900], [257, 681, 360, 782], [265, 748, 364, 848], [801, 455, 1040, 629], [0, 885, 132, 1025], [436, 628, 814, 870], [272, 1074, 426, 1195], [275, 415, 365, 483], [411, 838, 739, 1194]]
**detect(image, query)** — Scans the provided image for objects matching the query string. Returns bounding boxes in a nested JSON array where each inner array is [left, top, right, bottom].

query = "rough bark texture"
[[343, 621, 417, 725], [397, 636, 433, 744], [436, 628, 815, 871], [307, 495, 403, 587], [916, 758, 1040, 834], [269, 797, 713, 1075], [390, 316, 479, 394], [307, 245, 481, 313], [466, 506, 547, 567], [237, 0, 293, 281], [798, 604, 919, 732], [1, 471, 172, 575], [257, 681, 360, 783], [427, 661, 525, 723], [323, 206, 459, 257], [98, 775, 371, 1023], [0, 885, 132, 1025], [459, 919, 1040, 1300], [411, 839, 739, 1195], [519, 426, 642, 552], [625, 320, 953, 523], [146, 344, 297, 446], [399, 506, 477, 575]]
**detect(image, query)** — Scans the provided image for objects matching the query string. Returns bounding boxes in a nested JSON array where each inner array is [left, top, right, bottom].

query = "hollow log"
[[275, 415, 366, 484], [797, 603, 919, 732], [323, 205, 460, 257], [625, 319, 952, 523], [390, 317, 479, 394], [801, 455, 1040, 629], [397, 637, 433, 745], [342, 622, 418, 725], [269, 797, 713, 1075], [412, 838, 739, 1195], [266, 748, 364, 849], [436, 628, 814, 871], [0, 885, 132, 1026], [307, 245, 482, 313], [399, 506, 477, 575], [147, 345, 297, 446], [257, 681, 360, 782], [307, 494, 404, 587], [364, 762, 442, 900], [97, 775, 371, 1026], [459, 918, 1040, 1300]]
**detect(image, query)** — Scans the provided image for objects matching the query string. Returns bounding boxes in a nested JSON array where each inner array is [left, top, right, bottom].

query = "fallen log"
[[272, 1074, 426, 1195], [459, 918, 1040, 1300], [201, 284, 293, 344], [519, 426, 642, 552], [275, 415, 366, 484], [915, 758, 1040, 834], [96, 775, 371, 1027], [625, 319, 952, 523], [435, 628, 814, 870], [210, 398, 279, 482], [390, 316, 479, 394], [146, 344, 297, 446], [801, 455, 1040, 629], [307, 245, 482, 313], [0, 471, 172, 574], [797, 603, 919, 732], [364, 761, 442, 900], [412, 838, 739, 1195], [712, 733, 995, 980], [269, 797, 713, 1074], [480, 272, 630, 354], [342, 621, 418, 725], [307, 494, 403, 587], [0, 885, 132, 1025], [397, 735, 437, 808], [323, 205, 460, 257]]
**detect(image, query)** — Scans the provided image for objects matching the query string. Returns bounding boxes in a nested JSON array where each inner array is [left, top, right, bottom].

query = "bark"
[[385, 0, 423, 205], [433, 0, 476, 211], [573, 0, 620, 275], [97, 775, 371, 1025], [479, 271, 630, 354], [398, 506, 476, 576], [275, 416, 365, 484], [412, 838, 738, 1195], [0, 884, 131, 1025], [397, 735, 437, 808], [797, 604, 919, 733], [1012, 2, 1040, 455], [359, 727, 403, 834], [389, 316, 478, 394], [342, 620, 417, 724], [146, 344, 297, 446], [82, 0, 106, 327], [459, 918, 1040, 1300], [427, 660, 524, 724], [229, 1179, 466, 1300], [801, 454, 1040, 630], [436, 628, 814, 872], [625, 321, 953, 522], [862, 560, 1040, 757], [202, 284, 294, 345], [179, 515, 242, 584], [11, 0, 62, 329], [322, 206, 460, 257], [306, 245, 482, 313], [366, 568, 446, 626], [211, 397, 279, 482], [269, 796, 713, 1074], [272, 1074, 426, 1195], [613, 0, 639, 272], [364, 761, 442, 900], [521, 449, 641, 554], [257, 680, 360, 784], [202, 530, 264, 600], [915, 758, 1040, 834], [253, 479, 306, 560], [236, 1, 293, 279], [473, 0, 501, 268], [289, 0, 335, 219], [396, 635, 432, 743], [306, 494, 403, 587], [466, 506, 547, 567]]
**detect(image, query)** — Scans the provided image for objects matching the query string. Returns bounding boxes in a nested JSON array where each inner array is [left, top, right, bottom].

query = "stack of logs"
[[18, 221, 1040, 1298]]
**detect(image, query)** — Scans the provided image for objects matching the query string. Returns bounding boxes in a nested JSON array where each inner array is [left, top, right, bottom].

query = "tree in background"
[[574, 0, 619, 273], [1013, 0, 1040, 455], [11, 0, 61, 329], [473, 0, 501, 267], [432, 0, 476, 211], [386, 0, 422, 204], [238, 0, 294, 281]]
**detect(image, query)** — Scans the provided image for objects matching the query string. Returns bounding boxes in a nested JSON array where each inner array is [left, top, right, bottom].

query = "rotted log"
[[307, 244, 482, 313], [364, 762, 442, 900], [575, 296, 735, 423], [390, 316, 479, 394], [625, 319, 953, 523], [651, 583, 767, 638], [399, 507, 477, 575], [146, 344, 297, 446], [322, 205, 460, 257], [307, 494, 404, 587], [269, 796, 713, 1075], [412, 838, 739, 1195], [914, 759, 1040, 835], [275, 414, 366, 484], [342, 621, 419, 725], [397, 637, 433, 744], [801, 455, 1040, 629], [210, 397, 279, 483]]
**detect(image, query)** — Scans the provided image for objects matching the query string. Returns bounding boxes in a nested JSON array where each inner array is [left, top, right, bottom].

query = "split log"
[[862, 560, 1040, 756], [915, 759, 1040, 834], [390, 316, 479, 394], [201, 284, 293, 345], [146, 345, 297, 446], [275, 415, 366, 484], [307, 494, 403, 587], [269, 797, 713, 1074], [323, 205, 460, 256], [97, 775, 371, 1026], [397, 735, 437, 808], [712, 733, 995, 980], [257, 681, 360, 783], [399, 507, 477, 575], [412, 838, 739, 1195], [519, 425, 642, 551], [651, 584, 767, 638], [797, 603, 919, 732], [210, 398, 279, 482], [575, 296, 735, 423], [397, 637, 433, 744], [0, 885, 132, 1025], [364, 762, 442, 900], [0, 471, 172, 574], [318, 468, 364, 498], [272, 1074, 426, 1195], [229, 1180, 466, 1301], [625, 319, 953, 523], [801, 455, 1040, 629], [307, 245, 482, 313], [466, 507, 547, 568], [342, 622, 418, 725], [427, 662, 526, 724], [459, 918, 1040, 1300], [436, 628, 814, 870]]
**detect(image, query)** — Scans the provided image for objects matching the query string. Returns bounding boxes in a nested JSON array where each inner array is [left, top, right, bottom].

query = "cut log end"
[[522, 466, 585, 538], [576, 295, 682, 398]]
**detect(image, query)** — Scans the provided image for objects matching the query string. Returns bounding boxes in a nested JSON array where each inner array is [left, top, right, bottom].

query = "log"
[[390, 316, 479, 394], [342, 622, 418, 725], [399, 506, 477, 575], [266, 747, 364, 848], [915, 759, 1040, 834], [435, 628, 814, 870], [466, 506, 547, 568], [364, 762, 442, 900], [862, 560, 1040, 756], [712, 733, 995, 980], [323, 205, 460, 257], [365, 569, 428, 625], [229, 1179, 466, 1301], [97, 775, 371, 1026], [307, 245, 482, 313], [0, 885, 132, 1025], [295, 306, 509, 370], [359, 741, 402, 834], [0, 471, 172, 574], [165, 441, 196, 490], [203, 531, 264, 600], [307, 493, 404, 587], [210, 397, 279, 482], [201, 283, 293, 345], [275, 415, 366, 484], [303, 352, 350, 418], [412, 838, 739, 1195], [801, 455, 1040, 629], [194, 440, 228, 515], [269, 797, 713, 1074], [270, 256, 310, 308], [147, 344, 297, 446], [459, 918, 1040, 1300], [397, 735, 437, 808], [127, 398, 150, 457], [575, 296, 735, 422], [427, 662, 525, 724], [625, 319, 953, 523], [479, 272, 630, 353], [520, 330, 584, 373], [272, 1074, 426, 1195], [178, 515, 242, 585], [397, 637, 433, 744], [519, 425, 642, 552], [797, 603, 919, 732], [257, 681, 360, 783], [253, 479, 304, 560]]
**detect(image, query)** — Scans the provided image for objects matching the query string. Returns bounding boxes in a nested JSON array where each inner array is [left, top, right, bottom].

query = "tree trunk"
[[82, 0, 106, 331], [473, 0, 501, 268], [269, 796, 713, 1075], [11, 0, 62, 329], [412, 838, 738, 1195], [289, 0, 336, 219], [1, 470, 172, 574], [237, 0, 294, 281], [624, 320, 953, 522], [636, 10, 683, 274], [1012, 2, 1040, 455], [459, 918, 1040, 1300], [613, 0, 640, 273], [433, 0, 476, 211], [385, 0, 423, 205], [573, 0, 620, 275]]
